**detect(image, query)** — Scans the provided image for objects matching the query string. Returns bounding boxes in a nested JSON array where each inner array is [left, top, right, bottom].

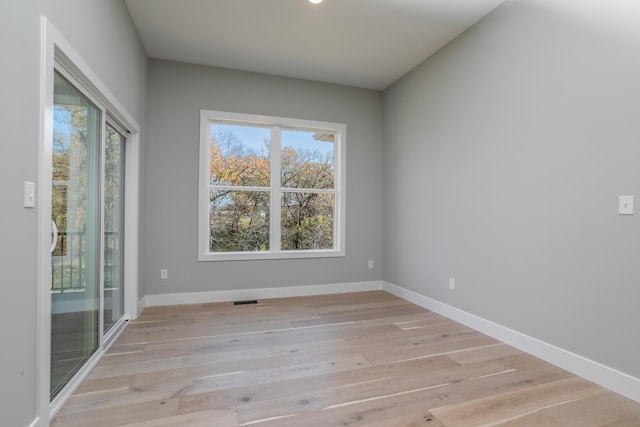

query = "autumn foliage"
[[209, 128, 334, 252]]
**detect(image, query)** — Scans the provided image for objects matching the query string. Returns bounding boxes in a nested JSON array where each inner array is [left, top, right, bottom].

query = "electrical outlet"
[[619, 195, 634, 215], [161, 269, 168, 279], [449, 278, 455, 290], [368, 260, 374, 269]]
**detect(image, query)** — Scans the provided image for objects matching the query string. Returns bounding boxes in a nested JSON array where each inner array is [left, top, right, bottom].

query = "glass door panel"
[[51, 71, 101, 399], [103, 123, 125, 333]]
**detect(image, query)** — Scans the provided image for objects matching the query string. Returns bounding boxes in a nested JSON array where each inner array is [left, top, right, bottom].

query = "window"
[[199, 110, 346, 261]]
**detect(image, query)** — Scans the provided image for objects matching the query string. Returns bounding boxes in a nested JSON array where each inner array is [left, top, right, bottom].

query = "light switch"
[[619, 196, 634, 215], [24, 182, 35, 208]]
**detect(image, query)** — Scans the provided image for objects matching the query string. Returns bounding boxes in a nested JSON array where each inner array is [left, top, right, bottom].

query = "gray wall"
[[383, 0, 640, 379], [143, 60, 383, 296], [0, 1, 147, 425], [6, 0, 639, 424]]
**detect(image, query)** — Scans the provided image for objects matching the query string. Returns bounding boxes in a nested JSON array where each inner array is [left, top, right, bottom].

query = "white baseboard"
[[143, 281, 384, 308], [137, 295, 147, 317], [383, 281, 640, 404]]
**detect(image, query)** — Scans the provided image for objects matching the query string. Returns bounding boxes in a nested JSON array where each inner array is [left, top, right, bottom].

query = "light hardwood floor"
[[52, 291, 640, 426]]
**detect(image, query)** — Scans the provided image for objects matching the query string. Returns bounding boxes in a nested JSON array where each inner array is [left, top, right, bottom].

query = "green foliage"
[[281, 192, 333, 250], [209, 190, 270, 252]]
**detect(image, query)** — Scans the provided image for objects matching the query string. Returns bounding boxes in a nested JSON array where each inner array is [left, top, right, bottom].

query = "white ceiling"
[[125, 0, 506, 90]]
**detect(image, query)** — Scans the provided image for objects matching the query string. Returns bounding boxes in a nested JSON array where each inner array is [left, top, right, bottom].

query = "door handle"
[[51, 219, 58, 253]]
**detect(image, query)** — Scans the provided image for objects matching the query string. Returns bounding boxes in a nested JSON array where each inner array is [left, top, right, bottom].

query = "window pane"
[[281, 130, 334, 189], [210, 123, 270, 187], [281, 192, 334, 250], [210, 190, 270, 252], [51, 71, 100, 399], [103, 123, 125, 333]]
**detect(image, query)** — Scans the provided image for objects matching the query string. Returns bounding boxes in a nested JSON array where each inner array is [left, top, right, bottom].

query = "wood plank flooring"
[[51, 291, 640, 426]]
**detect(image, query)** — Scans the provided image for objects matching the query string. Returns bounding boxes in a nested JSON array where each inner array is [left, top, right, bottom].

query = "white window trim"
[[198, 110, 346, 261]]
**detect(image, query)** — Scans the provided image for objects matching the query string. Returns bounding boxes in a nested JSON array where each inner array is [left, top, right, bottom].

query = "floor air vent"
[[233, 300, 258, 305]]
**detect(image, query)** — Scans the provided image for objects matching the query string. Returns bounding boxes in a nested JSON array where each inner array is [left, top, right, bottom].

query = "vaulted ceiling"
[[125, 0, 506, 90]]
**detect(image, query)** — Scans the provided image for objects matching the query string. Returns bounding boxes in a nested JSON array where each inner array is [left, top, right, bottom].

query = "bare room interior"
[[3, 0, 640, 426]]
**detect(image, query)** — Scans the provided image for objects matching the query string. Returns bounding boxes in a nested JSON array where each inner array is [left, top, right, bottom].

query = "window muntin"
[[199, 110, 345, 261]]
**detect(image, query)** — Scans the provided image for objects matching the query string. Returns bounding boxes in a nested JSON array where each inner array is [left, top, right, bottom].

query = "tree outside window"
[[199, 110, 345, 261]]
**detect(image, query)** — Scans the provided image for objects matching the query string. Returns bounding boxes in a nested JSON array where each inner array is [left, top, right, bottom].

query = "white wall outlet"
[[368, 260, 374, 269], [449, 278, 455, 290], [160, 269, 168, 279], [619, 195, 634, 215]]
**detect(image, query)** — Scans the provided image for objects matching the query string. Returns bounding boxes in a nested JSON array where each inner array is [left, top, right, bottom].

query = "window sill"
[[198, 249, 345, 262]]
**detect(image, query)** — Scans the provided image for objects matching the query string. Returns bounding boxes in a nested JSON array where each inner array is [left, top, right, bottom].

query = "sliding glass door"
[[103, 123, 125, 334], [50, 70, 126, 399]]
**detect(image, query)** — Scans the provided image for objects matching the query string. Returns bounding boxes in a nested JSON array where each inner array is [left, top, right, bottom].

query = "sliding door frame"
[[37, 17, 140, 426], [102, 117, 128, 345]]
